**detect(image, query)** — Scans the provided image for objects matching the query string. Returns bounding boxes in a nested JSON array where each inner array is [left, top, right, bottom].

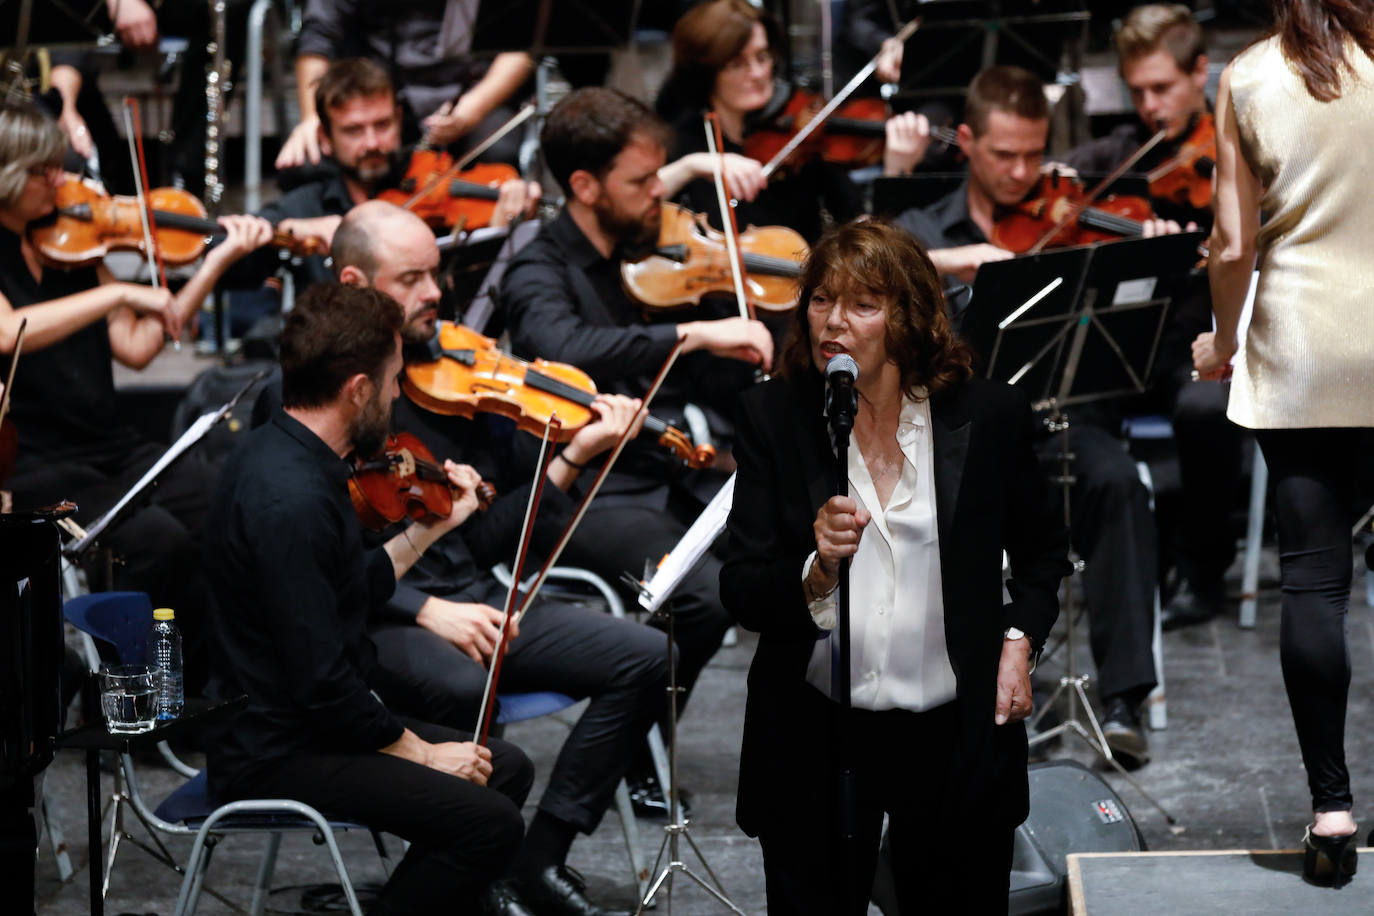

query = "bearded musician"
[[325, 199, 668, 916], [232, 57, 540, 294], [1060, 4, 1242, 632], [895, 67, 1161, 767], [499, 87, 775, 809]]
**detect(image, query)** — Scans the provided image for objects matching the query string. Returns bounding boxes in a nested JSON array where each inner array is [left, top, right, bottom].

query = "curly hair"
[[281, 282, 403, 409], [778, 220, 973, 398]]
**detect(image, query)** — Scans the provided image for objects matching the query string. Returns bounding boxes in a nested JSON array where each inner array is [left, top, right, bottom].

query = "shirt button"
[[876, 604, 887, 615]]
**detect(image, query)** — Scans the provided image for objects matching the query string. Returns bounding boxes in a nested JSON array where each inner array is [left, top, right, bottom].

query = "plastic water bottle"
[[147, 607, 184, 721]]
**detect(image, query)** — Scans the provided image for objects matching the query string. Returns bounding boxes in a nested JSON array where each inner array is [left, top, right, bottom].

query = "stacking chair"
[[63, 591, 389, 915]]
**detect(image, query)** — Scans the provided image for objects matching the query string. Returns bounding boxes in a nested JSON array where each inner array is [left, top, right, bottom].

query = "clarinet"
[[204, 0, 231, 209]]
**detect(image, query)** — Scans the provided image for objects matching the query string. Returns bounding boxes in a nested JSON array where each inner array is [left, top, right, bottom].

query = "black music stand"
[[963, 233, 1202, 824]]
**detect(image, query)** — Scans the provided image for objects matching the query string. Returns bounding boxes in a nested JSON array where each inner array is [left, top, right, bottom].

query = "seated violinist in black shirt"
[[895, 68, 1162, 767], [0, 100, 273, 690], [654, 0, 930, 243], [232, 57, 539, 294], [202, 281, 534, 916], [330, 199, 665, 916], [1060, 4, 1242, 631]]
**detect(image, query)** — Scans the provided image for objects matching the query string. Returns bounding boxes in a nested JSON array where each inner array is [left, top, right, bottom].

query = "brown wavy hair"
[[656, 0, 780, 120], [778, 220, 973, 398], [1269, 0, 1374, 101]]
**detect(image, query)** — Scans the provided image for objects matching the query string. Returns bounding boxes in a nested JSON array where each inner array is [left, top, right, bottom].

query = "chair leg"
[[614, 779, 649, 899], [311, 821, 364, 916], [370, 829, 394, 879], [40, 786, 74, 881], [249, 832, 283, 916]]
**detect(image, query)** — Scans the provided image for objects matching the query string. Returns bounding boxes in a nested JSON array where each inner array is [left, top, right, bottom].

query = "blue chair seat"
[[1122, 414, 1174, 441], [496, 691, 578, 725], [154, 770, 363, 832]]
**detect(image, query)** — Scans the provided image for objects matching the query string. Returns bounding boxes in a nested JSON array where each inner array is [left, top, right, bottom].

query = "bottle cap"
[[153, 608, 176, 621]]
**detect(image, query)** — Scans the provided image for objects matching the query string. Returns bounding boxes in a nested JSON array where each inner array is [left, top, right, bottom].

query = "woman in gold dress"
[[1193, 0, 1374, 886]]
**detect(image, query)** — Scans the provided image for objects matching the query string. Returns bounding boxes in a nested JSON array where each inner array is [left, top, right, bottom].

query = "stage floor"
[[31, 546, 1374, 914]]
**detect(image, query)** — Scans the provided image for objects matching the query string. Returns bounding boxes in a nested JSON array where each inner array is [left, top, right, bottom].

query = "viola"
[[349, 431, 496, 530], [621, 202, 807, 312], [376, 152, 519, 231], [28, 175, 327, 270], [745, 85, 888, 174], [403, 322, 716, 470], [1146, 112, 1216, 211], [991, 172, 1155, 254]]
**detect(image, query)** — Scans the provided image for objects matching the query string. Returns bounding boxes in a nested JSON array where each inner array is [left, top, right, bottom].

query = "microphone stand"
[[829, 378, 857, 913]]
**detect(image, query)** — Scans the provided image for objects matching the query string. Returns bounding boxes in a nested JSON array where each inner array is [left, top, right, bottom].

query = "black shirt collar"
[[271, 410, 353, 485], [929, 178, 988, 246], [547, 208, 611, 271]]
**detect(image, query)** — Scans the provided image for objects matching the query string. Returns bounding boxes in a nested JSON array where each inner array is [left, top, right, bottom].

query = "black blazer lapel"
[[784, 373, 836, 519], [930, 387, 973, 548]]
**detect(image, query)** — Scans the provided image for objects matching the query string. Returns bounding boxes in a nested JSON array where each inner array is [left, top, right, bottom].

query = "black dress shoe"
[[1099, 695, 1149, 769], [1161, 580, 1226, 631], [627, 772, 692, 820], [1303, 827, 1358, 887], [517, 865, 631, 916], [483, 880, 540, 916]]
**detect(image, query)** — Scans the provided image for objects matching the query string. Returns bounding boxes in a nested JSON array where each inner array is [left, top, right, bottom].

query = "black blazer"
[[720, 372, 1070, 836]]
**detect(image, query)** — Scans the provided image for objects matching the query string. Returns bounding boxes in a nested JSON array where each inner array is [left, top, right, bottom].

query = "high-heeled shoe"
[[1303, 826, 1358, 886]]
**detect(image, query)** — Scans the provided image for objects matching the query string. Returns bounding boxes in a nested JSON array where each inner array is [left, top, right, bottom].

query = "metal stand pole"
[[833, 411, 856, 912], [1027, 405, 1176, 824], [634, 606, 747, 915]]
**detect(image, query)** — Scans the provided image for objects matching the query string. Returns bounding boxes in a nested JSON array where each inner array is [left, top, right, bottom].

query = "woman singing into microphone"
[[720, 219, 1069, 914]]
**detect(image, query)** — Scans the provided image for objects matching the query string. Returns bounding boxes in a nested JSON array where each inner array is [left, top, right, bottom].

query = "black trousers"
[[9, 442, 215, 689], [1159, 365, 1246, 588], [559, 499, 735, 715], [756, 700, 1016, 916], [371, 594, 668, 834], [1255, 427, 1368, 813], [225, 719, 533, 916], [1037, 421, 1158, 702]]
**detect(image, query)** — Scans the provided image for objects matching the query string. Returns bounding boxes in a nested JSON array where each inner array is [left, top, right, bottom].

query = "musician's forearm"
[[458, 53, 533, 121]]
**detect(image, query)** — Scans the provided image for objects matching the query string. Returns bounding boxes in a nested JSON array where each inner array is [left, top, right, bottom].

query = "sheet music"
[[70, 411, 219, 555], [639, 474, 735, 613]]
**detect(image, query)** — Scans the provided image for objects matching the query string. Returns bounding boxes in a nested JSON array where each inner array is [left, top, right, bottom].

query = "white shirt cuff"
[[802, 551, 838, 630]]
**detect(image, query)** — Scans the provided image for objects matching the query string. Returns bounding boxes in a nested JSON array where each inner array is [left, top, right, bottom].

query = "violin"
[[991, 172, 1154, 253], [745, 85, 888, 174], [376, 153, 519, 231], [403, 322, 717, 470], [28, 174, 327, 270], [1146, 112, 1216, 210], [622, 202, 807, 312], [349, 431, 496, 530]]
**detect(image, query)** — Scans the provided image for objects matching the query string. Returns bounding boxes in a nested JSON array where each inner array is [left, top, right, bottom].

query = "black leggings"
[[1256, 427, 1366, 812]]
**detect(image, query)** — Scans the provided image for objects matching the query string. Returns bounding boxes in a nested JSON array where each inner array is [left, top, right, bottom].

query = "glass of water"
[[99, 664, 158, 734]]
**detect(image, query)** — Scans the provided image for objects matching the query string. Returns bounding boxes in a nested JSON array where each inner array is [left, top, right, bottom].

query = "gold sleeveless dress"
[[1226, 36, 1374, 428]]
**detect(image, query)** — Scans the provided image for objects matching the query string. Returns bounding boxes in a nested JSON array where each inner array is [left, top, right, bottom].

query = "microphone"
[[825, 353, 858, 437]]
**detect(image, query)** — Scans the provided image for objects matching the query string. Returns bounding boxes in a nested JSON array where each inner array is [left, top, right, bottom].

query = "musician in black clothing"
[[0, 101, 274, 691], [654, 0, 929, 243], [1060, 4, 1243, 630], [500, 86, 775, 797], [331, 200, 666, 916], [895, 68, 1160, 766], [203, 281, 534, 916]]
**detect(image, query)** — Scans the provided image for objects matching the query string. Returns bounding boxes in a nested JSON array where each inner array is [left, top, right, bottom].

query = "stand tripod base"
[[635, 822, 747, 916], [1029, 674, 1176, 824]]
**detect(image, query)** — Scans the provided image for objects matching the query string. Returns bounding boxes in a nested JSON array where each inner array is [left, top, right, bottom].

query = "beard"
[[339, 148, 399, 187], [596, 197, 662, 262], [347, 389, 392, 459]]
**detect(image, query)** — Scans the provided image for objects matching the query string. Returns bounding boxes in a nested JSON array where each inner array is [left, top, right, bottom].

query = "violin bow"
[[759, 17, 921, 181], [474, 415, 560, 746], [509, 340, 686, 629], [1026, 126, 1168, 255], [402, 103, 536, 212], [121, 98, 170, 294], [703, 113, 754, 322], [0, 318, 27, 430]]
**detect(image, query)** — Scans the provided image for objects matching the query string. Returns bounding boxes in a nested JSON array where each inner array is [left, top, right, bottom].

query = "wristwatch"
[[1004, 627, 1042, 674]]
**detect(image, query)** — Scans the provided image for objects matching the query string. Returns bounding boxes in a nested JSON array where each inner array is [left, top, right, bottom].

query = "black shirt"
[[1061, 117, 1214, 232], [498, 210, 753, 499], [895, 178, 986, 250], [381, 385, 577, 615], [668, 111, 861, 244], [202, 411, 404, 793], [0, 226, 143, 470], [229, 165, 357, 292]]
